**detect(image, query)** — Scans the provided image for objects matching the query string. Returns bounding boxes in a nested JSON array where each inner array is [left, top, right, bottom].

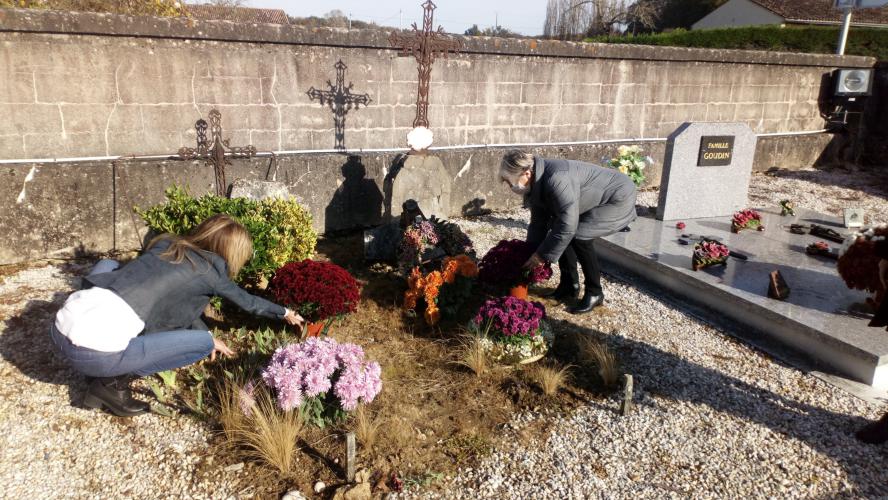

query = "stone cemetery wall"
[[0, 9, 877, 263]]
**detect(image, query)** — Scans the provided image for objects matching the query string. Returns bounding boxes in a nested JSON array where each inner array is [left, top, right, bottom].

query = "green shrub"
[[137, 186, 317, 283], [587, 25, 888, 61]]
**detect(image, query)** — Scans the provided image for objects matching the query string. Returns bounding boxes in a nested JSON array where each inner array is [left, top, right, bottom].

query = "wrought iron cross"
[[178, 109, 256, 197], [389, 0, 463, 128], [307, 60, 372, 151]]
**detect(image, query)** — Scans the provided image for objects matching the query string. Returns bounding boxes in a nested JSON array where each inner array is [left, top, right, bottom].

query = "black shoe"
[[569, 293, 604, 314], [82, 375, 150, 417], [541, 284, 580, 302], [856, 413, 888, 444]]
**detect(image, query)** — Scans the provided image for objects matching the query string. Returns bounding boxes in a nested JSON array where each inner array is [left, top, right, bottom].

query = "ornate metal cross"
[[389, 0, 463, 128], [307, 60, 372, 151], [178, 109, 256, 197]]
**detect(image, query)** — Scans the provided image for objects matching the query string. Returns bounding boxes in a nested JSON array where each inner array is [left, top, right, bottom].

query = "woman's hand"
[[284, 309, 306, 330], [879, 259, 888, 289], [522, 253, 544, 270], [210, 337, 235, 362]]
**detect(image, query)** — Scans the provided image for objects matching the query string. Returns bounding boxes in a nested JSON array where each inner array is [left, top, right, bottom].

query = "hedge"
[[587, 25, 888, 61]]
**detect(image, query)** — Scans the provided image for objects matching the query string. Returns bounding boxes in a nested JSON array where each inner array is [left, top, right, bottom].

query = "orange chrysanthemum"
[[404, 290, 419, 310]]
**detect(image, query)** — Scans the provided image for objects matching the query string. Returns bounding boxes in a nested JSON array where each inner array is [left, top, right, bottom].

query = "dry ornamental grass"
[[526, 364, 572, 396], [454, 334, 489, 377]]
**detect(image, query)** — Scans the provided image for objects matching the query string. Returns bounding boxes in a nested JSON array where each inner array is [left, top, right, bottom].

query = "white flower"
[[617, 146, 629, 156], [407, 127, 434, 151]]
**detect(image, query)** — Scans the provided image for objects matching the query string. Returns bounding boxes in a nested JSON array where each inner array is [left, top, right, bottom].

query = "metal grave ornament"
[[389, 0, 463, 129], [178, 109, 256, 197]]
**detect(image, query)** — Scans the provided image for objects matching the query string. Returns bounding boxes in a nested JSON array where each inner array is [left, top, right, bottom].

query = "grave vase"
[[509, 284, 529, 300], [305, 320, 329, 338]]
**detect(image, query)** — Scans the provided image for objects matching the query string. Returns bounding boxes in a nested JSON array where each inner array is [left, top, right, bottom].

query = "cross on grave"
[[178, 109, 257, 197], [389, 0, 463, 129], [307, 60, 372, 151]]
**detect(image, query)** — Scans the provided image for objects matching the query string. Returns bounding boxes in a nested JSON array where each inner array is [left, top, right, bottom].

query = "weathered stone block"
[[0, 71, 36, 104], [1, 104, 62, 134]]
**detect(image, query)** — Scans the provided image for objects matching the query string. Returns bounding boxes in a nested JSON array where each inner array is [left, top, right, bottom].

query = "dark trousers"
[[557, 238, 602, 295]]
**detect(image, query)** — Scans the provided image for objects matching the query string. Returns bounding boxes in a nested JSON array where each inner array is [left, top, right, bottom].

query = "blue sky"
[[227, 0, 548, 36]]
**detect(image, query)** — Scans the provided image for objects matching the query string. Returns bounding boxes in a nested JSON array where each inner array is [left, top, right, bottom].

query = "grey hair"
[[499, 149, 534, 184]]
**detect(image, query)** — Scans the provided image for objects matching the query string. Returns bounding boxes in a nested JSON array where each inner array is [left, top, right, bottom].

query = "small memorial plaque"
[[698, 136, 735, 166], [844, 208, 864, 228]]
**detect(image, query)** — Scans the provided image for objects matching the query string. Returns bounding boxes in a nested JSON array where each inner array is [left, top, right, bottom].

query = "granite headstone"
[[656, 122, 757, 221]]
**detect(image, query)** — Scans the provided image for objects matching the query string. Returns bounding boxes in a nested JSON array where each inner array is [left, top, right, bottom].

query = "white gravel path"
[[0, 264, 244, 499], [1, 167, 886, 499], [405, 168, 888, 499]]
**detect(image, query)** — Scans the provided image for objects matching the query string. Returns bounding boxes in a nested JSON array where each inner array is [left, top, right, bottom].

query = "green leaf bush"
[[137, 186, 317, 283], [587, 26, 888, 61]]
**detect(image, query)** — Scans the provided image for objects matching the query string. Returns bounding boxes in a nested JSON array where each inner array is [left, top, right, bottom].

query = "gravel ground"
[[405, 168, 888, 499], [1, 167, 887, 499], [0, 264, 245, 499]]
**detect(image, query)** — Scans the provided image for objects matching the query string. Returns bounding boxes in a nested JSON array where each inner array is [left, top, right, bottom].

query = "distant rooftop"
[[749, 0, 888, 26], [185, 4, 289, 25]]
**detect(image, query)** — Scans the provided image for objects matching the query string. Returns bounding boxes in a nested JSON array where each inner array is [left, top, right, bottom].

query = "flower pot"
[[509, 284, 529, 300], [305, 321, 327, 338], [692, 256, 728, 272], [480, 334, 551, 365]]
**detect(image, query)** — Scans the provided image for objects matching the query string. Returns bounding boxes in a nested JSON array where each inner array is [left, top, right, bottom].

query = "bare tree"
[[543, 0, 632, 39]]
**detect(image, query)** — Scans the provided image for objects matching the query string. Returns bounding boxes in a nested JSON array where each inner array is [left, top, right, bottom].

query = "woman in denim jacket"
[[51, 214, 304, 417]]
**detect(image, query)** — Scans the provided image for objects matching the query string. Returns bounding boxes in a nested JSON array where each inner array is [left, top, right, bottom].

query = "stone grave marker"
[[656, 122, 757, 221], [389, 154, 451, 221]]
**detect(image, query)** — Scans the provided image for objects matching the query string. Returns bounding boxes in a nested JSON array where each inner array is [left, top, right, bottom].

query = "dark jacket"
[[871, 240, 888, 330], [84, 239, 286, 333], [526, 157, 637, 262]]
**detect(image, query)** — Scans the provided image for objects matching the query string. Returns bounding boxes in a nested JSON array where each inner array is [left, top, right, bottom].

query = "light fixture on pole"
[[834, 0, 888, 55]]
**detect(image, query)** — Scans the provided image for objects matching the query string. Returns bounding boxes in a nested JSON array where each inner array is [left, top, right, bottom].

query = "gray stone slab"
[[600, 207, 888, 390], [389, 154, 452, 220], [657, 122, 757, 221], [230, 178, 291, 201]]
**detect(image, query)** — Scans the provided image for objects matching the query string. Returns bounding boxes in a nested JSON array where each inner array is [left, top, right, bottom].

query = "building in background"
[[692, 0, 888, 30], [185, 4, 289, 24]]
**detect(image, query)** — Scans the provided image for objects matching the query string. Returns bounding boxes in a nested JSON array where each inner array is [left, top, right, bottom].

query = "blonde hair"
[[149, 214, 253, 278], [500, 149, 534, 185]]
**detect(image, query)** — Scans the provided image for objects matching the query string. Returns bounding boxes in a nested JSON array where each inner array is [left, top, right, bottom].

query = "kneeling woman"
[[500, 150, 637, 314], [51, 214, 304, 417]]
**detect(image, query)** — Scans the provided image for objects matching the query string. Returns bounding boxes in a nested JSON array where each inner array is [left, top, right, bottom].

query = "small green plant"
[[157, 370, 178, 390], [403, 471, 445, 488], [137, 186, 317, 283]]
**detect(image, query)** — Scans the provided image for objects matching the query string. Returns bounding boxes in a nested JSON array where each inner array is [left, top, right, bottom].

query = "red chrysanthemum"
[[270, 260, 361, 322]]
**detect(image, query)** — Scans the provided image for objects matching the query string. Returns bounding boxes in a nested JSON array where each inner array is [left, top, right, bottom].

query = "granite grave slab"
[[599, 207, 888, 390]]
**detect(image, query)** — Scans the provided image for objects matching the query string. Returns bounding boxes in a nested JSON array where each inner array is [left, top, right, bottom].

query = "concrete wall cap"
[[0, 7, 875, 68]]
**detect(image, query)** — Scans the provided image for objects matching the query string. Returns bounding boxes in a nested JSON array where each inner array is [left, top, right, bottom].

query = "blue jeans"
[[49, 259, 214, 378]]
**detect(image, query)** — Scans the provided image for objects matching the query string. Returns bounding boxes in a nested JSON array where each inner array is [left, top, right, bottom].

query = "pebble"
[[396, 169, 888, 498], [1, 169, 886, 499], [282, 490, 307, 500], [314, 481, 326, 493]]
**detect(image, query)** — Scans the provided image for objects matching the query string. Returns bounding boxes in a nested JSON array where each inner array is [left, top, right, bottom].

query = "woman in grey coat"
[[51, 214, 304, 416], [500, 150, 637, 314]]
